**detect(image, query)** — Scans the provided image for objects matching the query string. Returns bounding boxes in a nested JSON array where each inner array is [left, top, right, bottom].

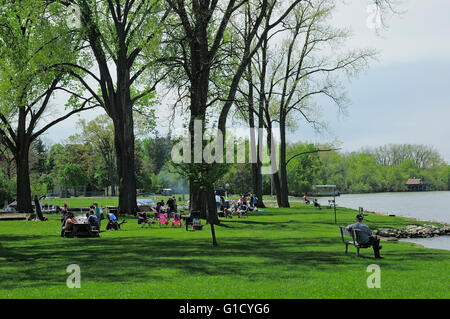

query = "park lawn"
[[41, 194, 189, 209], [0, 204, 449, 299]]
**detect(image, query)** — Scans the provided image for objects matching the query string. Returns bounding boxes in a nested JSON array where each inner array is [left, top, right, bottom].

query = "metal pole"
[[334, 191, 337, 224]]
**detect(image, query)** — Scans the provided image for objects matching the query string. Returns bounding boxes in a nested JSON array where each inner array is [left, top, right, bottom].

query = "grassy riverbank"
[[0, 203, 448, 298]]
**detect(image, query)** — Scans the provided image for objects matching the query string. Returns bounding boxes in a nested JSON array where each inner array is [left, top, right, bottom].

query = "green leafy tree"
[[166, 0, 304, 237], [0, 170, 15, 205], [48, 143, 91, 196], [286, 143, 322, 196], [0, 1, 96, 213], [70, 114, 116, 195], [59, 163, 88, 196], [57, 0, 168, 214]]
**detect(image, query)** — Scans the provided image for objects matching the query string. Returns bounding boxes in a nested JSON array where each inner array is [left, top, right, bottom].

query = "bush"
[[0, 172, 15, 205]]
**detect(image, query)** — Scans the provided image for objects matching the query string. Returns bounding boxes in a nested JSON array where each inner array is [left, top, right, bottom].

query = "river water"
[[313, 191, 450, 251]]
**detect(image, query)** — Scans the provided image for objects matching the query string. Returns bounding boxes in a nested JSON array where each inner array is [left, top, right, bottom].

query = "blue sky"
[[44, 0, 450, 163]]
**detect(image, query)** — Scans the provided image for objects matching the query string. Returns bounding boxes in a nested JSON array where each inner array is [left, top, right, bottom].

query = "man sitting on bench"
[[345, 214, 383, 259]]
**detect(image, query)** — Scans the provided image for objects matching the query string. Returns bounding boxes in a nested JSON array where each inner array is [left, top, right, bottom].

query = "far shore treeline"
[[0, 123, 448, 205]]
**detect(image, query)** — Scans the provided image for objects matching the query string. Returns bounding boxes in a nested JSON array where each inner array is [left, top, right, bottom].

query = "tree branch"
[[286, 148, 341, 166]]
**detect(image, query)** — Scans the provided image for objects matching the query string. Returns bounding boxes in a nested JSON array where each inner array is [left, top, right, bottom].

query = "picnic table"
[[66, 219, 99, 238]]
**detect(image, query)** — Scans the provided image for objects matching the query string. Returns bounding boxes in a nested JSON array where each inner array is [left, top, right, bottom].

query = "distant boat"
[[306, 192, 340, 197]]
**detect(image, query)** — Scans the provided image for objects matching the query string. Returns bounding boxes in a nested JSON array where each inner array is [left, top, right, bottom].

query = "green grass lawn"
[[42, 194, 189, 209], [0, 203, 449, 299]]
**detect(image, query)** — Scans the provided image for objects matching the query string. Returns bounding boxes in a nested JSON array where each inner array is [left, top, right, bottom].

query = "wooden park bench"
[[339, 226, 371, 256]]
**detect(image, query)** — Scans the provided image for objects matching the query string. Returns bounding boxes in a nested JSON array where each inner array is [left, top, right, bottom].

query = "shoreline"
[[266, 197, 449, 226], [400, 236, 450, 250], [356, 208, 449, 226], [265, 199, 450, 250]]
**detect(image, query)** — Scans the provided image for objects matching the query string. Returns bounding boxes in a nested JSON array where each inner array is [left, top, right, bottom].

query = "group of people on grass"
[[57, 195, 383, 259], [138, 196, 180, 227], [220, 193, 258, 218], [60, 202, 123, 237], [154, 196, 177, 215]]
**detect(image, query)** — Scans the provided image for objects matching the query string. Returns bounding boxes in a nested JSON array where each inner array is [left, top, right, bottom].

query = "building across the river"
[[406, 177, 432, 191]]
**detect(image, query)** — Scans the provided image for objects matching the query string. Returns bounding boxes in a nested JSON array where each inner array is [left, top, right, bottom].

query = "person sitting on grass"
[[106, 212, 126, 230], [88, 210, 100, 231], [138, 211, 152, 227], [234, 200, 246, 218], [303, 195, 310, 204], [223, 206, 233, 218], [156, 200, 165, 213], [345, 214, 383, 259], [61, 213, 75, 237], [249, 194, 258, 211], [230, 200, 240, 218], [313, 199, 321, 209], [241, 194, 248, 207], [239, 202, 248, 217]]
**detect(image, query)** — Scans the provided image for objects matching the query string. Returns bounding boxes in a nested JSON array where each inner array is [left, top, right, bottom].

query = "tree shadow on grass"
[[0, 230, 447, 292], [219, 219, 304, 228]]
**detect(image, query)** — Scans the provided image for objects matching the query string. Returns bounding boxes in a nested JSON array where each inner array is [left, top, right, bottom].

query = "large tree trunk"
[[186, 20, 220, 225], [15, 146, 33, 214], [248, 88, 258, 193], [255, 124, 265, 208], [204, 186, 218, 246], [15, 105, 33, 214], [113, 104, 137, 215], [108, 157, 116, 196], [80, 3, 138, 215], [187, 115, 220, 225], [247, 72, 265, 208], [279, 116, 290, 207], [189, 179, 219, 222], [255, 34, 269, 209], [266, 122, 282, 207]]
